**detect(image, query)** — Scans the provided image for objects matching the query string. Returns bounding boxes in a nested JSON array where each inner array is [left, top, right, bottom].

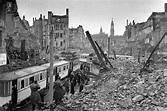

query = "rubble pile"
[[59, 59, 167, 111]]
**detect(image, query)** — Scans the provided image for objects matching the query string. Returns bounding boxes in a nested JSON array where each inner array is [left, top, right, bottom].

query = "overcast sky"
[[17, 0, 166, 35]]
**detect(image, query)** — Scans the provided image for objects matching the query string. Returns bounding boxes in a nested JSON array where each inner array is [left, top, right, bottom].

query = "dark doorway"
[[11, 79, 18, 105]]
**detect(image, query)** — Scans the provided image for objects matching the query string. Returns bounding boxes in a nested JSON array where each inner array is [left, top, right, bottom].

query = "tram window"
[[29, 76, 34, 84], [25, 78, 28, 87], [0, 82, 4, 96], [43, 71, 46, 78], [67, 65, 68, 69], [1, 81, 11, 96], [59, 67, 61, 72], [40, 73, 43, 80], [21, 80, 24, 89], [4, 81, 10, 95], [42, 72, 45, 79], [36, 74, 39, 81], [63, 66, 65, 70], [17, 81, 20, 90]]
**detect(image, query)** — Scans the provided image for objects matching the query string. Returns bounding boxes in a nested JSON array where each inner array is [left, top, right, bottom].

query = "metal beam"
[[142, 31, 167, 70], [94, 41, 114, 69], [85, 31, 106, 67]]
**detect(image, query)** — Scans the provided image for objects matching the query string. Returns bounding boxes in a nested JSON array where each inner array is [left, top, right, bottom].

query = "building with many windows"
[[48, 9, 69, 53], [31, 8, 69, 57]]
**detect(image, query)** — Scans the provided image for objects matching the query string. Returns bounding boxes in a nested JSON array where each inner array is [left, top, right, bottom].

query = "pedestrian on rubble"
[[77, 73, 81, 85], [63, 78, 70, 95], [0, 106, 5, 111], [79, 79, 84, 92], [30, 80, 42, 111], [39, 89, 45, 103], [70, 78, 75, 95], [70, 72, 74, 83], [73, 73, 77, 87], [11, 85, 17, 105], [54, 80, 65, 105]]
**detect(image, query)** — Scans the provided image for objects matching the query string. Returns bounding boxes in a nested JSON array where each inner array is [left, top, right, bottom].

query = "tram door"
[[12, 79, 18, 105], [54, 67, 58, 81]]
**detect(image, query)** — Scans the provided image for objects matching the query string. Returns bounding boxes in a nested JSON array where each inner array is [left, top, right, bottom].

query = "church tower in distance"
[[110, 18, 114, 37]]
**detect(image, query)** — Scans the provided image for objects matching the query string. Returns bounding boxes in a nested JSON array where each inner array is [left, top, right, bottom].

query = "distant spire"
[[110, 18, 114, 37], [100, 27, 103, 33], [111, 18, 114, 26], [23, 15, 25, 20]]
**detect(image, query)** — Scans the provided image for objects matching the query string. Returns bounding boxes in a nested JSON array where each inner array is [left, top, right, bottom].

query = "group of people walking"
[[30, 63, 90, 111], [53, 67, 90, 105]]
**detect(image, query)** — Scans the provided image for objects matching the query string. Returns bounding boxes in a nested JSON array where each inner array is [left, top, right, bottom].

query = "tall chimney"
[[48, 11, 52, 25], [127, 19, 128, 26], [66, 8, 69, 16], [39, 14, 43, 49], [165, 3, 167, 17], [23, 15, 25, 20], [40, 14, 42, 19], [33, 18, 34, 23]]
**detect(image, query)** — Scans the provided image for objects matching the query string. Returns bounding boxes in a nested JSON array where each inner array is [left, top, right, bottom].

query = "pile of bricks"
[[55, 59, 167, 111]]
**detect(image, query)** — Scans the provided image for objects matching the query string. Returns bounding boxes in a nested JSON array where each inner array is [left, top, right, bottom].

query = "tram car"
[[79, 53, 100, 75], [41, 60, 70, 81], [0, 60, 70, 109]]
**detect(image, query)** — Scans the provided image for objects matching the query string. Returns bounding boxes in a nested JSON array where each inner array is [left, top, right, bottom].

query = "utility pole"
[[49, 26, 54, 111]]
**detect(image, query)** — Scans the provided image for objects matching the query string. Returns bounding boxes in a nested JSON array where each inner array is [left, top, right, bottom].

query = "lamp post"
[[49, 26, 54, 111]]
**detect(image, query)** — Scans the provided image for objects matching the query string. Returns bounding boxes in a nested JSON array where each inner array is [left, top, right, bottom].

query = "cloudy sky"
[[17, 0, 166, 35]]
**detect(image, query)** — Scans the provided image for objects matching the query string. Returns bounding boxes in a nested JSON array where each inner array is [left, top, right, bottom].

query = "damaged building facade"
[[0, 0, 40, 65], [125, 3, 167, 59], [31, 9, 69, 56], [69, 25, 89, 51]]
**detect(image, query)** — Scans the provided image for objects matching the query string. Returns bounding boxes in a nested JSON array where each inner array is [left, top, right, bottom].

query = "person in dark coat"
[[70, 79, 75, 95], [63, 78, 70, 95], [79, 80, 84, 92], [53, 81, 65, 105], [76, 73, 81, 85], [39, 90, 45, 103], [11, 85, 17, 105], [0, 106, 5, 111], [30, 80, 41, 110]]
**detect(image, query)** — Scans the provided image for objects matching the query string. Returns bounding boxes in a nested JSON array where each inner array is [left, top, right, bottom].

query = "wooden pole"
[[49, 26, 54, 111]]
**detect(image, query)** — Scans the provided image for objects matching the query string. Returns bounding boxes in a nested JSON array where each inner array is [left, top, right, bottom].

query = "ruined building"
[[32, 8, 69, 56], [124, 3, 167, 57], [0, 0, 40, 65], [69, 25, 87, 50]]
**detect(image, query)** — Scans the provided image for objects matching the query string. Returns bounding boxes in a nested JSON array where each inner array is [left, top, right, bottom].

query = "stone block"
[[132, 95, 143, 103]]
